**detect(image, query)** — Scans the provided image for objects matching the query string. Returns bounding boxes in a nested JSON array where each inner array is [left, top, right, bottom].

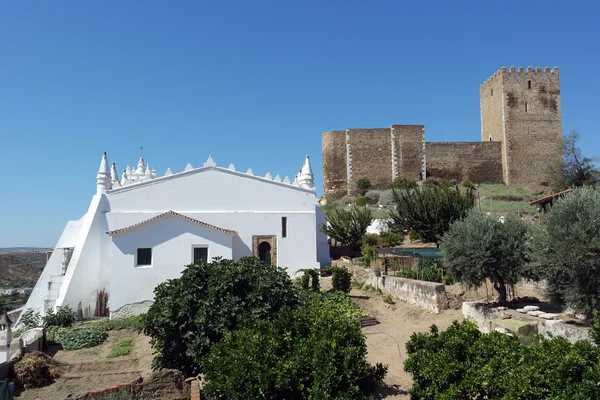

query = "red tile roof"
[[106, 210, 237, 236]]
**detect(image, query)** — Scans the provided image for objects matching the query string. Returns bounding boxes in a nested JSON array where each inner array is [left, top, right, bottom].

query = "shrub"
[[404, 319, 600, 399], [43, 305, 76, 328], [361, 233, 379, 246], [14, 351, 63, 389], [365, 190, 381, 202], [203, 293, 386, 400], [394, 259, 453, 284], [361, 243, 376, 267], [389, 186, 475, 246], [378, 231, 402, 247], [383, 294, 395, 304], [355, 196, 377, 207], [378, 189, 395, 206], [351, 280, 365, 290], [142, 257, 300, 376], [319, 206, 373, 251], [90, 315, 144, 332], [108, 339, 134, 358], [408, 230, 420, 242], [300, 269, 320, 292], [461, 179, 475, 189], [528, 187, 600, 318], [331, 267, 352, 294], [356, 177, 372, 196], [392, 177, 418, 190], [59, 328, 108, 350], [20, 309, 41, 330], [442, 212, 527, 303]]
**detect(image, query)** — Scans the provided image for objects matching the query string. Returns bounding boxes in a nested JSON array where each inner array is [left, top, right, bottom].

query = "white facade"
[[20, 153, 330, 322]]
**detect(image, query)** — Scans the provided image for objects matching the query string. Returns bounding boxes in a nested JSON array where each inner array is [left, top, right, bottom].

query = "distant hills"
[[0, 249, 49, 288]]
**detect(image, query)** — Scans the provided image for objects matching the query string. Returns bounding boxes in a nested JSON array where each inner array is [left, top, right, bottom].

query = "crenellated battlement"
[[481, 66, 559, 87]]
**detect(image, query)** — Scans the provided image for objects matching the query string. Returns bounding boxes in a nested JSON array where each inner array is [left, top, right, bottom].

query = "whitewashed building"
[[20, 153, 330, 321]]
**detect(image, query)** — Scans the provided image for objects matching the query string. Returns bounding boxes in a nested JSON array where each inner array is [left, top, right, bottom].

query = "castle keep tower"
[[480, 67, 562, 185]]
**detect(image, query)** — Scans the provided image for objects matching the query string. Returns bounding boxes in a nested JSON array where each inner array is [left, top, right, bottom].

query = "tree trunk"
[[493, 277, 507, 304]]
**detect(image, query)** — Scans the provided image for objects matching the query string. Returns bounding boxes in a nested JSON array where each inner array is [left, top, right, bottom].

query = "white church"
[[21, 153, 330, 321]]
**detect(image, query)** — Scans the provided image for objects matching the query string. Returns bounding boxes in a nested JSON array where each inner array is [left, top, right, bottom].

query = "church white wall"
[[109, 217, 233, 314], [107, 168, 315, 213]]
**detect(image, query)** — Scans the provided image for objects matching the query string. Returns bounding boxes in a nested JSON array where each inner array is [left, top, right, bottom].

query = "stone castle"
[[322, 66, 563, 198]]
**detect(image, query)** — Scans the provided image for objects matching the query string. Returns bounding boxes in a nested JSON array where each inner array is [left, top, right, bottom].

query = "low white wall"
[[345, 264, 448, 313]]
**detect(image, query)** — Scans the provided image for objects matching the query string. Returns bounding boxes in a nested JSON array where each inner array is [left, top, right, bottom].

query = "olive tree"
[[442, 212, 528, 304], [528, 187, 600, 318]]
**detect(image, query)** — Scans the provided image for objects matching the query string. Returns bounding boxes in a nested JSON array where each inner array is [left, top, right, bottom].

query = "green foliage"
[[142, 257, 300, 376], [378, 231, 402, 247], [108, 339, 134, 358], [365, 190, 381, 202], [363, 284, 376, 292], [361, 233, 379, 246], [14, 351, 62, 389], [389, 186, 475, 246], [319, 290, 366, 319], [43, 305, 76, 328], [394, 259, 453, 284], [331, 267, 352, 294], [383, 294, 395, 304], [319, 206, 374, 250], [351, 280, 364, 290], [90, 315, 144, 332], [300, 269, 320, 292], [355, 196, 377, 206], [59, 328, 108, 350], [20, 308, 41, 330], [404, 319, 600, 399], [361, 242, 376, 267], [391, 177, 418, 190], [546, 130, 599, 191], [462, 179, 475, 189], [528, 187, 600, 318], [356, 177, 372, 196], [408, 230, 420, 242], [202, 292, 386, 400], [442, 212, 527, 303], [592, 310, 600, 346]]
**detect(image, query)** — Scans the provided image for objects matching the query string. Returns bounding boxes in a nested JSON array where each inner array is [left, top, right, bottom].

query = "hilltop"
[[0, 249, 48, 288]]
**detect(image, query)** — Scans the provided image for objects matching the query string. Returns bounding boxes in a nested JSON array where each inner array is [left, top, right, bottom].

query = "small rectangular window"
[[528, 80, 532, 89], [490, 89, 493, 96], [525, 102, 528, 112], [193, 247, 208, 263], [282, 217, 288, 238], [136, 248, 152, 266]]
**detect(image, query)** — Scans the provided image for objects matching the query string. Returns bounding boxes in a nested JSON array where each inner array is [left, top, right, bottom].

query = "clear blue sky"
[[1, 1, 598, 247]]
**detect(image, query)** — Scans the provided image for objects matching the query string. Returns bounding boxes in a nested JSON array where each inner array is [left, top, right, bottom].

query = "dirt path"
[[16, 331, 153, 399]]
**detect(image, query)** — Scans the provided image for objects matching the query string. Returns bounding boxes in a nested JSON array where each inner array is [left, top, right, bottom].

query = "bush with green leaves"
[[202, 292, 386, 400], [90, 315, 144, 332], [355, 177, 372, 196], [361, 242, 376, 267], [365, 190, 381, 202], [528, 187, 600, 318], [404, 319, 600, 399], [394, 259, 453, 285], [355, 196, 377, 207], [300, 269, 320, 292], [442, 212, 528, 303], [108, 339, 134, 358], [20, 309, 41, 330], [142, 257, 300, 376], [319, 206, 373, 251], [43, 305, 76, 328], [391, 177, 418, 190], [378, 231, 402, 247], [58, 328, 108, 350], [389, 185, 474, 246], [331, 267, 352, 294]]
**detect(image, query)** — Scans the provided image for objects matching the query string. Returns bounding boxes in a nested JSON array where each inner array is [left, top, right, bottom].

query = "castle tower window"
[[525, 102, 528, 112], [528, 80, 532, 89], [491, 89, 493, 96]]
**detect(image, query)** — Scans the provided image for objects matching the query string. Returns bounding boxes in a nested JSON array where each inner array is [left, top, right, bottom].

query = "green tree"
[[355, 177, 372, 196], [442, 212, 528, 304], [202, 292, 387, 400], [319, 206, 373, 251], [391, 177, 418, 190], [546, 130, 599, 191], [141, 257, 300, 376], [528, 187, 600, 319], [388, 186, 475, 246]]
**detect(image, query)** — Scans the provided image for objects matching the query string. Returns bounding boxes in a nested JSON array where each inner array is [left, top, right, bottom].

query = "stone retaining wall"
[[343, 264, 449, 313]]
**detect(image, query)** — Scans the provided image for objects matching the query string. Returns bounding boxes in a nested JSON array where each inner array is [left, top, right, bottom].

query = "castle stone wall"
[[425, 142, 503, 183], [392, 125, 425, 181], [347, 128, 392, 193], [322, 131, 348, 198]]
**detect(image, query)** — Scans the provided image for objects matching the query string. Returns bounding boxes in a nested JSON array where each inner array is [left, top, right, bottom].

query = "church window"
[[193, 246, 208, 264], [282, 217, 288, 238], [136, 248, 152, 266], [528, 80, 532, 89]]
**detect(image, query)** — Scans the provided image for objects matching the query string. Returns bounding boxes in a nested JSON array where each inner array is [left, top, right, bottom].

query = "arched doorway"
[[258, 241, 272, 264]]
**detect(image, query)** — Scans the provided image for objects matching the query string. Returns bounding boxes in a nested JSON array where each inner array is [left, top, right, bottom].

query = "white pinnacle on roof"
[[164, 168, 173, 176], [121, 169, 131, 187], [110, 163, 121, 189], [96, 152, 111, 194], [204, 154, 217, 167], [298, 155, 314, 190], [135, 157, 145, 175]]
